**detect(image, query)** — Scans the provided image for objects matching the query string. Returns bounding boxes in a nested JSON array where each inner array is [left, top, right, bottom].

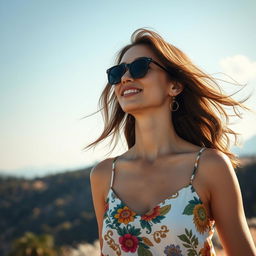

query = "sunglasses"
[[106, 57, 169, 85]]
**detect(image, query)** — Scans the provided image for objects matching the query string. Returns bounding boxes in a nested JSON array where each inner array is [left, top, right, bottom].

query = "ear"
[[168, 81, 184, 97]]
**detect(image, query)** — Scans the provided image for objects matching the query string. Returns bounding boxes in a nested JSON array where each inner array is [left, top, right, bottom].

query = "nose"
[[121, 68, 134, 84]]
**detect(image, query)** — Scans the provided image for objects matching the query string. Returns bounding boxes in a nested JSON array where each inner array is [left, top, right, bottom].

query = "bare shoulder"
[[199, 148, 237, 192], [90, 158, 113, 179], [90, 157, 115, 198], [201, 147, 231, 162], [200, 148, 243, 218], [200, 148, 236, 185]]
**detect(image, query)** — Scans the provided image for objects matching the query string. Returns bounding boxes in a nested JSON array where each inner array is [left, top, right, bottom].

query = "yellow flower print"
[[114, 206, 137, 224], [193, 204, 211, 234]]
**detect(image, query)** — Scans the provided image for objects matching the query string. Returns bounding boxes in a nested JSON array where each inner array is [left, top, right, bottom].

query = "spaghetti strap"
[[189, 147, 207, 185], [110, 156, 119, 188]]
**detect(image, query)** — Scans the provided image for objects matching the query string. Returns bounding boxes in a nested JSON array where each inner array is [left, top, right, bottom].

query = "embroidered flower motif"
[[141, 206, 161, 221], [193, 204, 211, 234], [119, 233, 139, 253], [164, 244, 183, 256], [114, 206, 136, 224]]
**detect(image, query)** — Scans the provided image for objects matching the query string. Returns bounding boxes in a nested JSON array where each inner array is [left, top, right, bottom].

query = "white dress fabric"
[[101, 147, 216, 256]]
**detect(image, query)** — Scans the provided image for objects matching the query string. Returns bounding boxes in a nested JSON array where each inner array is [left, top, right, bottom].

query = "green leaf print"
[[182, 197, 202, 215], [128, 225, 141, 236], [151, 215, 165, 224], [192, 196, 202, 204], [138, 244, 153, 256], [178, 234, 191, 244], [183, 243, 192, 248], [140, 220, 152, 234], [183, 203, 194, 215], [191, 235, 197, 245], [185, 228, 192, 238], [116, 226, 125, 236], [178, 229, 199, 256], [116, 224, 141, 237]]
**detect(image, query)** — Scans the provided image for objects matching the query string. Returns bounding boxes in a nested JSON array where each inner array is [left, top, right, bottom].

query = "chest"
[[104, 155, 212, 218]]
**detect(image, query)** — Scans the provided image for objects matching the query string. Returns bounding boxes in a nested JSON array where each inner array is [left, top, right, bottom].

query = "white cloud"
[[219, 55, 256, 84]]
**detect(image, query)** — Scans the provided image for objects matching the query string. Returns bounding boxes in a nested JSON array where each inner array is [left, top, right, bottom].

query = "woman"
[[88, 28, 256, 255]]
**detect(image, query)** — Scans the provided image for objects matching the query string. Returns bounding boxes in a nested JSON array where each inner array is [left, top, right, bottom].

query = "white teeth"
[[123, 89, 141, 96]]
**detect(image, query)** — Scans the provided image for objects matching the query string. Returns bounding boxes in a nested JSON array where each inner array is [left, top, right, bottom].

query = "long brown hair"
[[83, 28, 254, 169]]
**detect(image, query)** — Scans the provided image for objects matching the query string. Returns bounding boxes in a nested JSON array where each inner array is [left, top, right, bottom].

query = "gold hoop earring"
[[170, 96, 179, 111]]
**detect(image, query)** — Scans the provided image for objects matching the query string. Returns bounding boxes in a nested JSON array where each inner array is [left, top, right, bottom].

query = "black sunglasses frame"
[[106, 57, 169, 85]]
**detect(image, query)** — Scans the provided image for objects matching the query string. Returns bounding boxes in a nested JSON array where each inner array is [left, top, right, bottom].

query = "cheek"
[[143, 76, 169, 99], [138, 85, 167, 107]]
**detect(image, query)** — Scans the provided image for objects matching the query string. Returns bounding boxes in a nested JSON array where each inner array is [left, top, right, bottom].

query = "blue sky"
[[1, 0, 256, 177]]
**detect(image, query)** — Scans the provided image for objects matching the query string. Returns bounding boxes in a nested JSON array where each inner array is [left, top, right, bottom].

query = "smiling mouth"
[[122, 89, 143, 97]]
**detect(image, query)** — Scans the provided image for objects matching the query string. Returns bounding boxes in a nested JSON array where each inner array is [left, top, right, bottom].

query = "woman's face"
[[114, 45, 174, 115]]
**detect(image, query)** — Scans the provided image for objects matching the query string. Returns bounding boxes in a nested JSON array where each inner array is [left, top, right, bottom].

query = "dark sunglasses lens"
[[130, 58, 149, 78], [108, 64, 125, 84]]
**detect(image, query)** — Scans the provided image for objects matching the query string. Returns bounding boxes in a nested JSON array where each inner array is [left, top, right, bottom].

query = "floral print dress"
[[101, 147, 216, 256]]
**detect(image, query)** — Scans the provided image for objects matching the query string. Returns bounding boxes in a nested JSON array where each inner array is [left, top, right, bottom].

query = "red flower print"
[[119, 233, 139, 253], [141, 206, 161, 221]]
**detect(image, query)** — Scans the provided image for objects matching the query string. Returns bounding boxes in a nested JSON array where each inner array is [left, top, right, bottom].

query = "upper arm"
[[206, 149, 256, 256], [90, 159, 110, 252]]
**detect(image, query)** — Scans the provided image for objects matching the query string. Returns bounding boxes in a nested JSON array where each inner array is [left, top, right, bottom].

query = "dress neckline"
[[106, 183, 200, 217], [107, 147, 207, 217]]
